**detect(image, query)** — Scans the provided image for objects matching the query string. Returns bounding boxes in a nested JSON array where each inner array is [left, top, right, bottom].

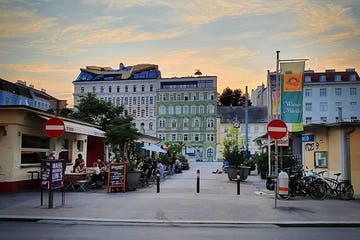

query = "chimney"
[[16, 80, 26, 86], [41, 88, 46, 93]]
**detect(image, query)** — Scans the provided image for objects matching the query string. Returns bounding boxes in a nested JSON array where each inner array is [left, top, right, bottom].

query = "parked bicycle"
[[316, 171, 354, 200], [277, 166, 327, 200]]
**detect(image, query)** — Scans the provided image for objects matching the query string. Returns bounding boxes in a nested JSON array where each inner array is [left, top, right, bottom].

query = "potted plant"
[[126, 159, 141, 191], [223, 144, 250, 181]]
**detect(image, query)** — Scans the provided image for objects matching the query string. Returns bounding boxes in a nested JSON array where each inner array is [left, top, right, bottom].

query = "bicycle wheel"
[[309, 180, 328, 200], [277, 193, 291, 200], [337, 182, 354, 200]]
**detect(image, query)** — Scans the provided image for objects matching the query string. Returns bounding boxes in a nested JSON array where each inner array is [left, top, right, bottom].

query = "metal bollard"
[[237, 171, 241, 195], [156, 170, 160, 193], [196, 169, 200, 193]]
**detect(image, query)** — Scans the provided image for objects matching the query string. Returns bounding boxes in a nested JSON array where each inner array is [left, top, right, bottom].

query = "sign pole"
[[275, 50, 280, 208]]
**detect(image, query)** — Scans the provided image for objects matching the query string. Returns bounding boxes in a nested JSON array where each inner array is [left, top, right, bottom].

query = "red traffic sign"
[[267, 119, 288, 140], [45, 117, 65, 138]]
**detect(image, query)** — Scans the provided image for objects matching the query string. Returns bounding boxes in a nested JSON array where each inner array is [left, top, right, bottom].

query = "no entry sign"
[[45, 117, 65, 138], [267, 119, 287, 140]]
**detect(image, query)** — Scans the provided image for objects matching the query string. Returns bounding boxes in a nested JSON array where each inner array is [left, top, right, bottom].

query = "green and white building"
[[156, 76, 217, 161]]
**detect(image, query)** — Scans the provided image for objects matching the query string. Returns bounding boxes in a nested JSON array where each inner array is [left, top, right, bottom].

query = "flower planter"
[[126, 171, 141, 191], [227, 166, 251, 181]]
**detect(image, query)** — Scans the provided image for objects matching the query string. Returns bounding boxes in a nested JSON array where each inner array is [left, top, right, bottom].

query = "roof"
[[0, 78, 32, 98], [217, 106, 268, 124], [304, 69, 359, 83]]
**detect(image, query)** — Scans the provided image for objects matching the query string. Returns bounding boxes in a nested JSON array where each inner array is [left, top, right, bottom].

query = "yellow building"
[[302, 123, 360, 195]]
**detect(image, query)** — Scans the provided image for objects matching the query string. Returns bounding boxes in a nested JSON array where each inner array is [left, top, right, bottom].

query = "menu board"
[[107, 163, 126, 193], [41, 160, 64, 190]]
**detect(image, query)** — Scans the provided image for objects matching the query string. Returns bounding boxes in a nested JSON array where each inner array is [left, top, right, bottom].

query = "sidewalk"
[[1, 162, 360, 225]]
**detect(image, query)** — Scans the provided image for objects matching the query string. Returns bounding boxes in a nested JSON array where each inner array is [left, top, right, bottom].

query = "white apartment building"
[[303, 69, 360, 124], [73, 64, 161, 137]]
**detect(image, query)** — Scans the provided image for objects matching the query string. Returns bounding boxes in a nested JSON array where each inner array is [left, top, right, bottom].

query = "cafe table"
[[64, 172, 88, 191]]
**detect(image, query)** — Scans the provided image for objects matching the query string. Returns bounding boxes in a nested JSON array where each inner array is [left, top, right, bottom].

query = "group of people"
[[73, 154, 106, 188]]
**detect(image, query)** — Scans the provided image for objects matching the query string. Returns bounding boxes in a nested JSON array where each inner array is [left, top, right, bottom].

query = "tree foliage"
[[218, 87, 252, 106]]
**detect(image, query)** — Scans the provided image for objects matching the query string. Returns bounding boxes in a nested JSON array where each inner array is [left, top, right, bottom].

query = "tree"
[[73, 93, 123, 131], [218, 87, 252, 106], [105, 115, 140, 159]]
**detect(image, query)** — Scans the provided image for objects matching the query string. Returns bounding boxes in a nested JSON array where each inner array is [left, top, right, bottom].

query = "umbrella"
[[141, 144, 167, 153]]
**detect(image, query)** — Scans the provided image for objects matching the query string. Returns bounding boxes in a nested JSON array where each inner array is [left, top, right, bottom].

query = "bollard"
[[156, 170, 160, 193], [237, 171, 241, 195], [196, 169, 200, 193]]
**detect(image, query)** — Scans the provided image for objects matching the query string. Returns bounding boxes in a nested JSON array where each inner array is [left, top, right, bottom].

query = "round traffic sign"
[[267, 119, 287, 140], [45, 117, 65, 138]]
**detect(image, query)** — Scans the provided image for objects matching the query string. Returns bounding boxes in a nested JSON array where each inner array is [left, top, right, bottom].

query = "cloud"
[[0, 8, 55, 38], [310, 48, 360, 72]]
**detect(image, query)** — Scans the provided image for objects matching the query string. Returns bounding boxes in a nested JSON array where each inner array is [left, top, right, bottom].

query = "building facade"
[[0, 78, 66, 112], [73, 64, 161, 137], [216, 106, 268, 160], [303, 68, 360, 124], [156, 76, 217, 161]]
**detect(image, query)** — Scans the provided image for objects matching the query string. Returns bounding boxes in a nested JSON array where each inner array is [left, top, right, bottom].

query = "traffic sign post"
[[267, 119, 288, 140], [267, 119, 288, 209], [45, 117, 65, 138]]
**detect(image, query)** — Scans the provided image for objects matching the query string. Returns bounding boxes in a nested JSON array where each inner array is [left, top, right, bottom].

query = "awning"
[[142, 144, 167, 153], [39, 115, 105, 137]]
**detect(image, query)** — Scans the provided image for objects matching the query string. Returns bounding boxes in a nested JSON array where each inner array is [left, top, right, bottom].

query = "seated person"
[[75, 160, 86, 173]]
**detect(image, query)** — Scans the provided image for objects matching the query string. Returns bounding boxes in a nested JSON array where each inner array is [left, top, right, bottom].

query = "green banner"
[[280, 61, 305, 132]]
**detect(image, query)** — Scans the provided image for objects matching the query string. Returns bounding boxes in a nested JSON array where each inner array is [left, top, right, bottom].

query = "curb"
[[1, 215, 360, 227]]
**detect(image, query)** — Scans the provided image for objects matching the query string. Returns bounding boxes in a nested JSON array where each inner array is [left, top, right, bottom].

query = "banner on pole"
[[280, 61, 305, 132]]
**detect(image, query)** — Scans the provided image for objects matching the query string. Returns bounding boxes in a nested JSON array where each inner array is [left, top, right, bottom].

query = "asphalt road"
[[1, 221, 360, 240]]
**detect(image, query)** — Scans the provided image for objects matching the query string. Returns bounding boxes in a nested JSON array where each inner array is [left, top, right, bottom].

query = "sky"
[[0, 0, 359, 107]]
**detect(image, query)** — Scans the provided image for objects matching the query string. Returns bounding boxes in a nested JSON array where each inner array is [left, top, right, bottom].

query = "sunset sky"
[[0, 0, 359, 107]]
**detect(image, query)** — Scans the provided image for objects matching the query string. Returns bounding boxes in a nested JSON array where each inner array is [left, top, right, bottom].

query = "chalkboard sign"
[[107, 163, 126, 193], [41, 160, 64, 190]]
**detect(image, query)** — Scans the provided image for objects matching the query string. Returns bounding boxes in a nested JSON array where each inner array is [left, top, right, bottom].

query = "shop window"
[[21, 134, 50, 164], [77, 140, 84, 152], [314, 151, 327, 168]]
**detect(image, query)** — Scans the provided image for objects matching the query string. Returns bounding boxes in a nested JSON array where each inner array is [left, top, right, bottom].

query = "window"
[[194, 119, 200, 128], [319, 75, 326, 82], [125, 85, 128, 92], [207, 105, 215, 114], [320, 117, 327, 123], [171, 119, 177, 128], [305, 117, 312, 123], [183, 134, 188, 141], [335, 88, 341, 96], [141, 97, 145, 105], [350, 88, 357, 96], [116, 97, 120, 106], [159, 106, 166, 115], [304, 75, 311, 83], [176, 106, 181, 114], [133, 97, 136, 105], [349, 74, 356, 81], [305, 103, 312, 111], [133, 85, 137, 92], [199, 106, 204, 114], [80, 87, 84, 93], [183, 106, 189, 114], [171, 134, 176, 141], [320, 102, 328, 111], [168, 106, 174, 115], [350, 102, 357, 111], [132, 109, 136, 116], [335, 102, 342, 109], [21, 135, 50, 164], [207, 119, 214, 128], [314, 151, 327, 168], [207, 134, 214, 141], [150, 84, 153, 92], [194, 134, 199, 141], [124, 97, 128, 105], [334, 75, 341, 82], [149, 122, 153, 130], [177, 94, 181, 101], [77, 140, 84, 152], [117, 86, 120, 92], [141, 109, 145, 117], [183, 119, 188, 128], [159, 119, 166, 128], [141, 85, 145, 92], [149, 96, 153, 104], [109, 86, 112, 93], [305, 89, 312, 97], [320, 88, 327, 97], [92, 86, 96, 93], [191, 106, 196, 114], [100, 86, 104, 93]]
